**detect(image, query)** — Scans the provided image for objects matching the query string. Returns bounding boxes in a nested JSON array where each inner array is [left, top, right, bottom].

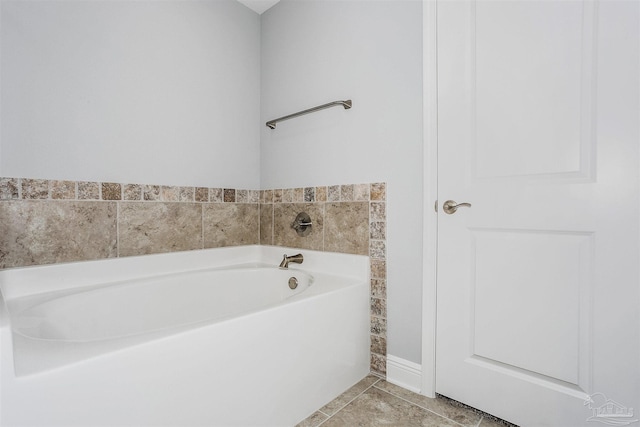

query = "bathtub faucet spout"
[[279, 253, 303, 269]]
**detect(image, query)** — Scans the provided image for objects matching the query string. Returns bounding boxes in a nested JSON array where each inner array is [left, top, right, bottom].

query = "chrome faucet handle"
[[291, 212, 312, 237]]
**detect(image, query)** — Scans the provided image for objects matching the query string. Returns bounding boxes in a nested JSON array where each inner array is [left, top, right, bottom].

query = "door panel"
[[436, 1, 639, 425], [475, 1, 593, 180], [471, 229, 592, 386]]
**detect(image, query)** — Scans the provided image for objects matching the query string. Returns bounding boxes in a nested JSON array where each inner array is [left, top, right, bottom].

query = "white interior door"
[[435, 1, 639, 426]]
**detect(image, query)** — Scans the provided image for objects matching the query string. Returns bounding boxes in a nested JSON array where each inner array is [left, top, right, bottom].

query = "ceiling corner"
[[236, 0, 281, 15]]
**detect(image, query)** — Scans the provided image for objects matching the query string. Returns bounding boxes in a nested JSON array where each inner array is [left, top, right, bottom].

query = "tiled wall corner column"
[[260, 182, 388, 376], [369, 183, 387, 376]]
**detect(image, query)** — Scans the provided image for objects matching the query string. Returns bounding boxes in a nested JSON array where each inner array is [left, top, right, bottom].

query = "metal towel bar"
[[266, 99, 352, 129]]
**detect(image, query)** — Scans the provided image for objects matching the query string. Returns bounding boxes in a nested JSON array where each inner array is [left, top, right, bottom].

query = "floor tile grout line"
[[371, 383, 470, 427], [315, 378, 381, 427], [436, 395, 516, 427]]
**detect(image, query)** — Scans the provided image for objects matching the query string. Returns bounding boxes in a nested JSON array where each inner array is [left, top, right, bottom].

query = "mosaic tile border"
[[259, 182, 385, 204], [0, 177, 259, 203]]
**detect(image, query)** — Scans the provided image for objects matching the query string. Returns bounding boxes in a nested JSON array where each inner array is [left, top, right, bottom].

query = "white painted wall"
[[0, 0, 261, 189], [261, 0, 424, 364]]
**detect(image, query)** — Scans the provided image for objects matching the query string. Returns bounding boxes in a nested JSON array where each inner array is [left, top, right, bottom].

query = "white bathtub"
[[0, 245, 370, 426]]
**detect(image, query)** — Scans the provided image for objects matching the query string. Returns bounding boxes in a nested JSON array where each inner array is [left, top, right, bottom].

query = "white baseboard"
[[386, 354, 422, 393]]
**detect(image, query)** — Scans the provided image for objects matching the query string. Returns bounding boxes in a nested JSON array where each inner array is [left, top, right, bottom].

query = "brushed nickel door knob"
[[443, 200, 471, 215]]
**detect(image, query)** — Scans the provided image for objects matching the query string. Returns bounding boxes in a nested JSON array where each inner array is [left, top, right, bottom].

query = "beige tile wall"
[[0, 177, 259, 268], [0, 177, 387, 376]]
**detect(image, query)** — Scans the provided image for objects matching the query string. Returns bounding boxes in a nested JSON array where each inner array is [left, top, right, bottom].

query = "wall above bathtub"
[[0, 0, 261, 189]]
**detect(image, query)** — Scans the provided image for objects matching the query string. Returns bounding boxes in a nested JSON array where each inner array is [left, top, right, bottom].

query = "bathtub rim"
[[0, 245, 370, 378], [0, 245, 369, 301]]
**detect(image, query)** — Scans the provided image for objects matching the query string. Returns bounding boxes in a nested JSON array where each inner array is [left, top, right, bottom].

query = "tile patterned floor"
[[297, 375, 517, 427]]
